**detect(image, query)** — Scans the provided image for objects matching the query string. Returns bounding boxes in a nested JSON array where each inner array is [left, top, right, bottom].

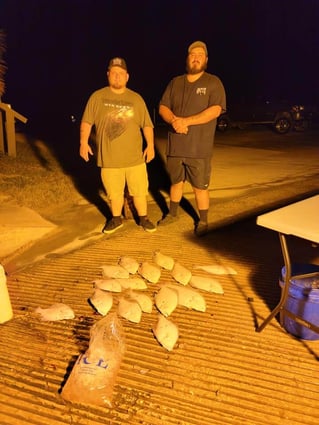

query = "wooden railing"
[[0, 102, 27, 157]]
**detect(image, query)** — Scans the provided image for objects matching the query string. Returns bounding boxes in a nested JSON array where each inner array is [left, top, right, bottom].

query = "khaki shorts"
[[101, 163, 149, 199]]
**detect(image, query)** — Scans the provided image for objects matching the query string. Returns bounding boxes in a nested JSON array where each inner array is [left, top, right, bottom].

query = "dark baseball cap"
[[108, 57, 127, 71]]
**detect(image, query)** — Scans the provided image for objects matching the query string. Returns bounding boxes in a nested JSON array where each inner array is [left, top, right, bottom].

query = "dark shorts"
[[166, 157, 211, 189]]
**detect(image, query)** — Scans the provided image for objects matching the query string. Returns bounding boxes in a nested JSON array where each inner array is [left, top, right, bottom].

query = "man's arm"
[[79, 121, 94, 162], [142, 126, 155, 163], [159, 104, 176, 125], [159, 104, 188, 134], [174, 105, 222, 132]]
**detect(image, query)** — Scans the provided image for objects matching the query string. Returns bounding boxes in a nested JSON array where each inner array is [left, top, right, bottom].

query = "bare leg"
[[170, 181, 184, 202], [193, 187, 209, 210]]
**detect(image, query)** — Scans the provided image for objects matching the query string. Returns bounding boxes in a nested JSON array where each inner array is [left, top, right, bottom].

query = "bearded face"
[[186, 48, 208, 75]]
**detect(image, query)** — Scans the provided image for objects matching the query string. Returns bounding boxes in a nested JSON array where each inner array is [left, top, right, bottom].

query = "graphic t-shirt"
[[82, 87, 153, 167], [160, 72, 226, 158]]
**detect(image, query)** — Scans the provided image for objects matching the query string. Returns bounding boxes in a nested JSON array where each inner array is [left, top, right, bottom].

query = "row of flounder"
[[35, 251, 236, 351]]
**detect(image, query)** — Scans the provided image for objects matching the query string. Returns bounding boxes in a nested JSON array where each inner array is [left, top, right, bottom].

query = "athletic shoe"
[[140, 218, 157, 233], [102, 218, 123, 234], [195, 221, 209, 237], [157, 214, 178, 226]]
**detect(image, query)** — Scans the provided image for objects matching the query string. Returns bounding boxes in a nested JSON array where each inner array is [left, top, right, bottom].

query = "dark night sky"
[[1, 0, 319, 132]]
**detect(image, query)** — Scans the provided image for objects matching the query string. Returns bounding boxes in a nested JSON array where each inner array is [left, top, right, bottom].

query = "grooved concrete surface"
[[1, 130, 319, 425], [1, 218, 319, 425]]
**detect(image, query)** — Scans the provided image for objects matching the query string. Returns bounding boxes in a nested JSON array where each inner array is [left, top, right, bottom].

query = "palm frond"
[[0, 29, 7, 98]]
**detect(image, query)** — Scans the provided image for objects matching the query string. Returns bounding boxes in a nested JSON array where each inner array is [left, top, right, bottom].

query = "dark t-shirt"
[[160, 72, 226, 158]]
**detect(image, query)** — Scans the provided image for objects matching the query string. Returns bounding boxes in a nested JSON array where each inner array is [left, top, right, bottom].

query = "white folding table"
[[256, 195, 319, 333]]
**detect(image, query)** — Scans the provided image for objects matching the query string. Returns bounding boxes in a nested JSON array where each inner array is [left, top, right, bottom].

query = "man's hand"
[[80, 144, 93, 162], [172, 117, 188, 134], [143, 145, 155, 163]]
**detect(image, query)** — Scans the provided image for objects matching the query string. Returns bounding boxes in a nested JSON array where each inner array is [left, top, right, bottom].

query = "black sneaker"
[[157, 214, 178, 226], [195, 221, 208, 237], [102, 218, 123, 234], [140, 218, 157, 233]]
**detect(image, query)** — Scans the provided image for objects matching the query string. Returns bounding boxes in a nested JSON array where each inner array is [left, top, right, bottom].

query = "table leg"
[[256, 233, 291, 332]]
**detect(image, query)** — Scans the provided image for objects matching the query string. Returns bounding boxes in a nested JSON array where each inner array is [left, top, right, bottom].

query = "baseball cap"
[[108, 57, 127, 71], [188, 41, 208, 56]]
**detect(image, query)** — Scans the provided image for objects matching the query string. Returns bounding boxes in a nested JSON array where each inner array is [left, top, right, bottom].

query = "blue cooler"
[[280, 263, 319, 340]]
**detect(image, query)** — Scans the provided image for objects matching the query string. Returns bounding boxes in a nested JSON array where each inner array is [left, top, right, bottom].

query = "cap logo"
[[112, 58, 123, 66], [108, 57, 127, 71]]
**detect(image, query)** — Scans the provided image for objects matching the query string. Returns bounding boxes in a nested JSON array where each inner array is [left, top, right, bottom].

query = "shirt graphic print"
[[102, 99, 134, 141]]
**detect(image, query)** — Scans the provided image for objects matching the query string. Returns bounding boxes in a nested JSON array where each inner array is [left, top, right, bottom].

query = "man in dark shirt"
[[158, 41, 226, 236]]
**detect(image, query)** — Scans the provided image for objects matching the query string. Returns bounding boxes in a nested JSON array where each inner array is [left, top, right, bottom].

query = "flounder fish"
[[118, 298, 142, 323], [190, 275, 224, 294], [35, 303, 75, 321], [139, 261, 161, 283], [171, 262, 192, 285], [101, 265, 129, 279], [89, 289, 113, 316], [118, 256, 139, 274], [129, 291, 153, 313], [93, 278, 122, 292], [153, 250, 175, 271], [168, 284, 206, 312], [194, 265, 237, 275], [155, 286, 178, 317], [153, 314, 179, 351]]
